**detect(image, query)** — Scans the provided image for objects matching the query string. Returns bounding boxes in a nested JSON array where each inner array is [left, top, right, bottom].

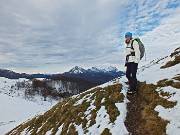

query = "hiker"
[[125, 32, 140, 94]]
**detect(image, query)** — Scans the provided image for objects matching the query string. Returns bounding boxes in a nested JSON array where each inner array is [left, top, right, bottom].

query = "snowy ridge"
[[5, 77, 129, 135], [90, 66, 118, 73], [69, 66, 87, 74], [68, 66, 119, 74]]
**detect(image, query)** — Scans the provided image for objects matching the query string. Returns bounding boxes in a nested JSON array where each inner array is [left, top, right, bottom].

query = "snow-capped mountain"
[[68, 66, 119, 74], [103, 66, 118, 72], [63, 66, 124, 84], [68, 66, 87, 74], [88, 66, 104, 72], [89, 66, 118, 73]]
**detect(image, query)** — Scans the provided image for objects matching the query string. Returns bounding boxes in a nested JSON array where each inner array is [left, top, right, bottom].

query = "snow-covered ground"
[[138, 54, 179, 84], [155, 86, 180, 135], [0, 78, 58, 134]]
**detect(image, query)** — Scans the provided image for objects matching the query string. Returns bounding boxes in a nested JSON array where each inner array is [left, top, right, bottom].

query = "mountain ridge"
[[0, 66, 124, 80], [68, 66, 119, 74], [62, 66, 124, 84]]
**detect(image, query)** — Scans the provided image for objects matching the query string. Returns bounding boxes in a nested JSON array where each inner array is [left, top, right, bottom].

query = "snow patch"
[[155, 86, 180, 135]]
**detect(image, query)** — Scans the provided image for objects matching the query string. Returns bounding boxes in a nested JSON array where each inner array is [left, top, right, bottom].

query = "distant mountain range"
[[68, 66, 119, 74], [0, 69, 52, 79], [0, 66, 125, 84], [62, 66, 125, 84]]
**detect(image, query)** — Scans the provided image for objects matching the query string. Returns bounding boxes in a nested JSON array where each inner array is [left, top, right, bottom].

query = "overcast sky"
[[0, 0, 180, 73]]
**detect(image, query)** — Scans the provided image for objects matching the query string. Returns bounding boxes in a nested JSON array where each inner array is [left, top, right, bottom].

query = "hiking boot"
[[127, 89, 131, 93], [127, 90, 137, 95]]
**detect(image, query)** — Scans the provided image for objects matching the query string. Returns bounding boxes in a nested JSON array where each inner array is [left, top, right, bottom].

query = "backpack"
[[131, 38, 145, 60]]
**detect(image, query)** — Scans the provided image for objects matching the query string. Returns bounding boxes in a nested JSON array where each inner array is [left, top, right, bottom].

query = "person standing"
[[125, 32, 141, 94]]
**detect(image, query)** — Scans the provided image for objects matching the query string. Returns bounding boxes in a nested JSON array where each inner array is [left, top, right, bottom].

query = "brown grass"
[[161, 47, 180, 69], [161, 55, 180, 68], [100, 128, 112, 135], [159, 91, 172, 98], [173, 74, 180, 81], [6, 84, 124, 135], [170, 47, 180, 57], [138, 83, 176, 134], [157, 75, 180, 89]]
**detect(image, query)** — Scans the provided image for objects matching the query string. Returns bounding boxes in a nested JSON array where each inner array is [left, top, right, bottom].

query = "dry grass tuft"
[[157, 75, 180, 89], [170, 47, 180, 57], [161, 47, 180, 69], [159, 90, 174, 98], [173, 74, 180, 81], [100, 128, 112, 135]]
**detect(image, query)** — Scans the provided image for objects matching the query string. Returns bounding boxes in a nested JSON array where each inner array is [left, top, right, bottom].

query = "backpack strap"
[[126, 39, 136, 62], [131, 39, 135, 50], [130, 39, 135, 56]]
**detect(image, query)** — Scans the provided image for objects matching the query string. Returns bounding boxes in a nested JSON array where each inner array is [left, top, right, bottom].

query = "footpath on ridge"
[[124, 82, 177, 135]]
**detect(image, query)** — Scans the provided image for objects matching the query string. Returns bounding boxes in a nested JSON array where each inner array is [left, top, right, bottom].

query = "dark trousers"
[[126, 62, 138, 91]]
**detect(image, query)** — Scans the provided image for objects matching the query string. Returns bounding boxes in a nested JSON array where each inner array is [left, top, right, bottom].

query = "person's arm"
[[133, 40, 141, 63]]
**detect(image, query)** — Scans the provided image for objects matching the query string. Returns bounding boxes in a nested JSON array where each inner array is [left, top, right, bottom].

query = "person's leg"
[[126, 63, 132, 89], [130, 63, 138, 92]]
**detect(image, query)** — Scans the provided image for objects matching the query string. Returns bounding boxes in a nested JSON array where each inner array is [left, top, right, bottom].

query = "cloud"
[[136, 3, 180, 69], [0, 0, 179, 73]]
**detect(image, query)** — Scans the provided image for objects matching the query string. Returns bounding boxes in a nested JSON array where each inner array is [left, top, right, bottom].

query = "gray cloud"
[[0, 0, 179, 73], [0, 0, 127, 73]]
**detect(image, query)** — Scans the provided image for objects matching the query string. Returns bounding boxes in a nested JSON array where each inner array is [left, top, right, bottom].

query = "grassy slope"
[[6, 84, 124, 135]]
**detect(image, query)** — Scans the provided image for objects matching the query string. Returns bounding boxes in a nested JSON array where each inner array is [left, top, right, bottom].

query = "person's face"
[[125, 36, 131, 41]]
